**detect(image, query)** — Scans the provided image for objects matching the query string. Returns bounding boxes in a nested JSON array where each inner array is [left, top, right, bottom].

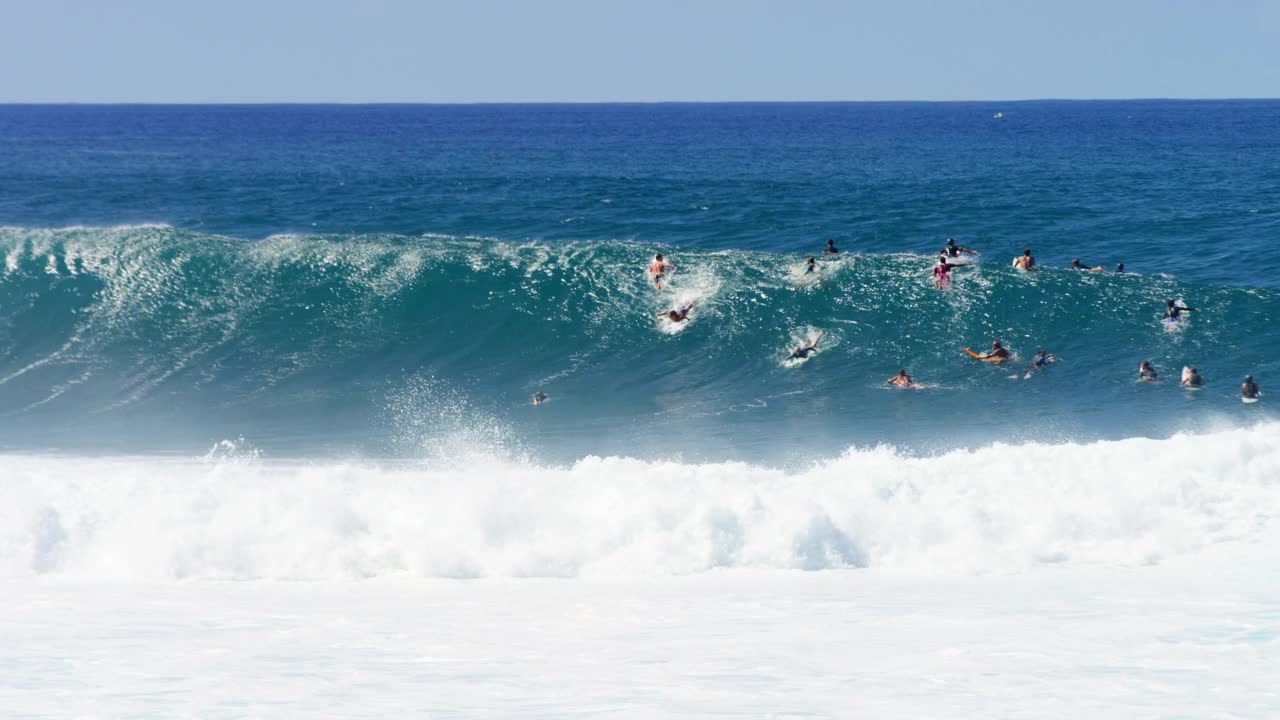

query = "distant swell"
[[3, 424, 1278, 579]]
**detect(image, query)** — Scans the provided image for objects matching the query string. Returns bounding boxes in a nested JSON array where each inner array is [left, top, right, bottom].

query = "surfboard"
[[963, 348, 982, 359], [1242, 396, 1260, 404]]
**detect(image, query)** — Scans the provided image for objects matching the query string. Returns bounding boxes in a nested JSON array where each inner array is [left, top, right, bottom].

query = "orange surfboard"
[[963, 348, 982, 359]]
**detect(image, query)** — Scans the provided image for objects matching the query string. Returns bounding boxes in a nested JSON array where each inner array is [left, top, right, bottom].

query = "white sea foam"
[[3, 423, 1278, 581]]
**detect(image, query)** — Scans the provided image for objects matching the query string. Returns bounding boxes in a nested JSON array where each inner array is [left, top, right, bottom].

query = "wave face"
[[1, 225, 1278, 460], [4, 424, 1278, 579]]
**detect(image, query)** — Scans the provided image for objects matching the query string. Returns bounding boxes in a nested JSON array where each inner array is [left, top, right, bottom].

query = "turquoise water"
[[0, 102, 1277, 461]]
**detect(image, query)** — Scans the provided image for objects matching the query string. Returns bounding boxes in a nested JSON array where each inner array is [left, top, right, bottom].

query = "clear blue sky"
[[2, 0, 1277, 102]]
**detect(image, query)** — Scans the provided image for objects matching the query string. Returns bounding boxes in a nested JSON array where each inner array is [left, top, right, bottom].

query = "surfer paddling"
[[648, 253, 676, 290], [1138, 360, 1159, 381], [1242, 375, 1261, 401], [1180, 367, 1205, 388], [966, 340, 1010, 363], [823, 239, 839, 255], [657, 302, 694, 323], [933, 256, 972, 288], [788, 330, 824, 360], [1024, 349, 1055, 378], [940, 238, 978, 258], [886, 369, 913, 388], [1071, 258, 1103, 271], [531, 391, 548, 405]]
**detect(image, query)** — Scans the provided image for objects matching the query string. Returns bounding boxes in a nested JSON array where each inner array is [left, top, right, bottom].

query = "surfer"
[[1180, 367, 1204, 388], [804, 257, 817, 274], [824, 239, 838, 255], [531, 391, 548, 405], [968, 340, 1010, 363], [1027, 349, 1055, 373], [1163, 300, 1199, 321], [1012, 248, 1036, 271], [941, 238, 978, 258], [1138, 360, 1159, 381], [1071, 258, 1103, 271], [789, 330, 824, 360], [886, 369, 913, 388], [648, 253, 676, 290], [1115, 263, 1125, 273], [933, 256, 972, 287], [1242, 375, 1261, 400], [657, 302, 694, 323]]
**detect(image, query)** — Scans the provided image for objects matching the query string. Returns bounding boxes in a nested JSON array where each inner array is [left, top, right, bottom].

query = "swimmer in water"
[[1071, 258, 1103, 271], [531, 391, 548, 405], [1242, 375, 1261, 400], [1027, 349, 1055, 374], [972, 340, 1010, 363], [657, 302, 694, 323], [804, 257, 817, 274], [824, 239, 838, 255], [1138, 360, 1158, 381], [886, 369, 913, 388], [1181, 367, 1204, 388], [941, 238, 979, 258], [1115, 263, 1125, 273], [1164, 299, 1200, 321], [788, 330, 824, 359], [648, 253, 677, 290], [1012, 248, 1036, 271], [933, 256, 972, 287]]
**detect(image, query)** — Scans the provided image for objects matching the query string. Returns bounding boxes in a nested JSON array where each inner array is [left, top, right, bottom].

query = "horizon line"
[[1, 97, 1278, 107]]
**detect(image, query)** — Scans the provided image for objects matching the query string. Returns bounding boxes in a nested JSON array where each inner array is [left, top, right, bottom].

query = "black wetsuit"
[[1164, 305, 1195, 320], [1243, 382, 1260, 399]]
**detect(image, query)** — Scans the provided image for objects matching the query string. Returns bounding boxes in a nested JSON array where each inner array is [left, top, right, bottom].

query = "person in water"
[[657, 302, 694, 323], [933, 256, 972, 287], [824, 239, 838, 255], [1164, 299, 1200, 321], [1181, 367, 1204, 388], [1071, 258, 1103, 271], [1012, 248, 1036, 270], [941, 238, 978, 258], [1115, 263, 1125, 273], [1138, 360, 1158, 381], [1242, 375, 1261, 400], [886, 369, 913, 388], [789, 330, 824, 359], [804, 257, 817, 274], [973, 340, 1010, 363], [531, 391, 548, 405], [648, 253, 677, 290], [1028, 349, 1055, 373]]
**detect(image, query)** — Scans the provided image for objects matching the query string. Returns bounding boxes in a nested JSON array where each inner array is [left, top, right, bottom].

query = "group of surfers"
[[527, 240, 1262, 405]]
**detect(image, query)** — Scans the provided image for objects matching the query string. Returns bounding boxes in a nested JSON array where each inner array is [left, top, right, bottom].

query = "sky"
[[1, 0, 1277, 103]]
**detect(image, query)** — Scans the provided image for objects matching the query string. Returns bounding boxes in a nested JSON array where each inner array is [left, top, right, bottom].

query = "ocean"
[[2, 102, 1278, 717]]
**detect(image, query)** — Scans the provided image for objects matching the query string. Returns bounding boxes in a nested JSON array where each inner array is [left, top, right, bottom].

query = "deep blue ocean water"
[[1, 101, 1278, 462]]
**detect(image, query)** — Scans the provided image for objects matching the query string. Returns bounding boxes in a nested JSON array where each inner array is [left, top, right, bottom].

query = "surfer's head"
[[992, 340, 1002, 349], [1116, 263, 1125, 272], [1167, 299, 1176, 307], [807, 257, 815, 264], [667, 310, 682, 321], [946, 238, 956, 247], [1245, 375, 1254, 383], [655, 253, 663, 261]]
